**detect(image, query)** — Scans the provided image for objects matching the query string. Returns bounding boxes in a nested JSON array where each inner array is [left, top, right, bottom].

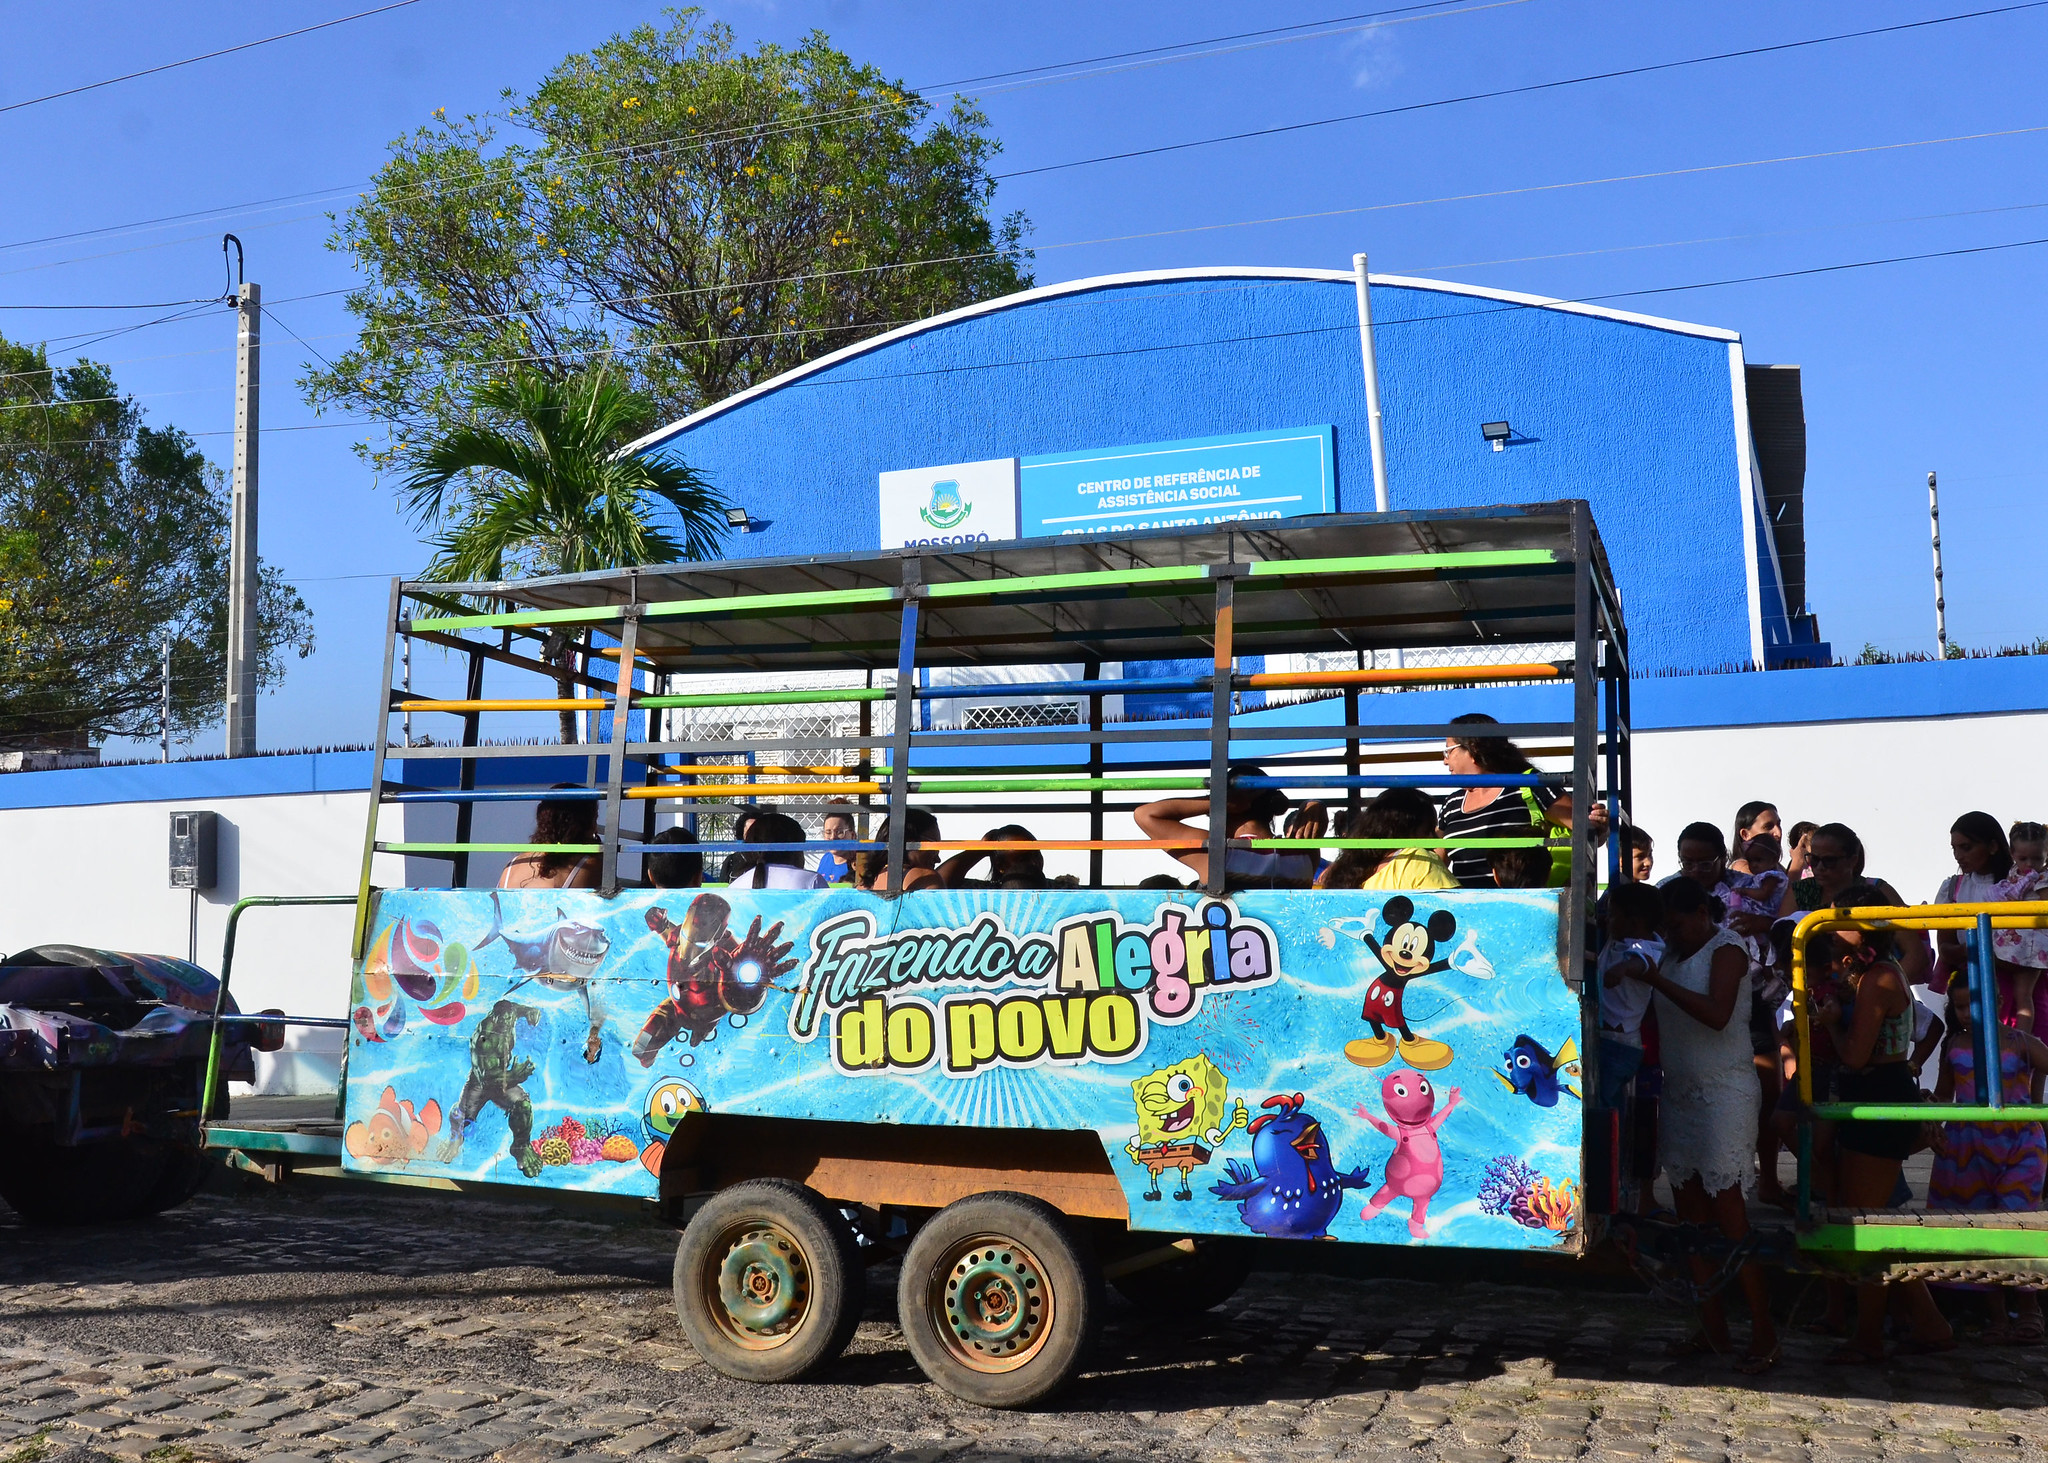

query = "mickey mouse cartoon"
[[1323, 896, 1458, 1071]]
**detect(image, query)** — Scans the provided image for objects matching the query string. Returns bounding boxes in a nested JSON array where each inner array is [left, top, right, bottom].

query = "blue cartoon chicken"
[[1210, 1093, 1370, 1240]]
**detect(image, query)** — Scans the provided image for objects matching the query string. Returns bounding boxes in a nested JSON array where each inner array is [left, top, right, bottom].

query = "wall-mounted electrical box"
[[169, 810, 217, 890]]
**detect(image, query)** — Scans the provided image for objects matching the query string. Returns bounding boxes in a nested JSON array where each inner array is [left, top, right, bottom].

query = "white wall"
[[0, 790, 405, 1095], [1631, 709, 2048, 904]]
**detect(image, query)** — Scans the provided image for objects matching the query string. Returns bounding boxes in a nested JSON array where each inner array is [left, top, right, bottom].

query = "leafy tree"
[[402, 367, 728, 742], [307, 8, 1032, 474], [0, 337, 314, 750]]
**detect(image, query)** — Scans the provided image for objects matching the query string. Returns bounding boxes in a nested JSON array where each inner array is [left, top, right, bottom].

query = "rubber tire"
[[897, 1191, 1102, 1409], [672, 1179, 865, 1384], [0, 1141, 171, 1226], [1110, 1235, 1254, 1317], [136, 1147, 216, 1217]]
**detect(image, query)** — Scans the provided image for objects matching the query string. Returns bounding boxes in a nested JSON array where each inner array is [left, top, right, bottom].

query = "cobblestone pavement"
[[0, 1186, 2044, 1463]]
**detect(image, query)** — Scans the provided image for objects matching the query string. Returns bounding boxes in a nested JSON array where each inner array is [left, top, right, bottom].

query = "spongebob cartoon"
[[1124, 1053, 1249, 1201]]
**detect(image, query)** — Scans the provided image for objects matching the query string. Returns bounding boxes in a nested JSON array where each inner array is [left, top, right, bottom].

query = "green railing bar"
[[410, 584, 900, 633], [924, 564, 1208, 598], [380, 842, 604, 855], [1246, 549, 1561, 577], [643, 585, 900, 619], [1810, 1103, 2048, 1123], [408, 549, 1566, 633], [1247, 837, 1545, 849], [1800, 1224, 2048, 1258], [638, 687, 892, 709]]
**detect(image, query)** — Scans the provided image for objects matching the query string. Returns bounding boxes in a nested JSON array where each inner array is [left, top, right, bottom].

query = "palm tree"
[[400, 367, 728, 742]]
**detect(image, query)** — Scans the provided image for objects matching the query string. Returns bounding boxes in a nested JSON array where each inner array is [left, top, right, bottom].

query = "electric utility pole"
[[223, 235, 260, 757], [1928, 470, 1948, 660]]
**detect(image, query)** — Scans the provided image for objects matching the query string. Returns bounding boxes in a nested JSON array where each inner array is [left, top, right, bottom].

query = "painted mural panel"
[[345, 887, 1585, 1250]]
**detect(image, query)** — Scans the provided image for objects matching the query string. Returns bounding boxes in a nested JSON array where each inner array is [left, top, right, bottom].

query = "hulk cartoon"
[[1124, 1053, 1249, 1201], [435, 998, 545, 1177]]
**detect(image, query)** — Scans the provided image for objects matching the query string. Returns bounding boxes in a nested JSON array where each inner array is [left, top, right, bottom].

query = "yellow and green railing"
[[1790, 900, 2048, 1260]]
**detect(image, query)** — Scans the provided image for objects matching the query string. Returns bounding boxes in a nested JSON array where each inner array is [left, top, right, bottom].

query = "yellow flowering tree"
[[307, 9, 1032, 474]]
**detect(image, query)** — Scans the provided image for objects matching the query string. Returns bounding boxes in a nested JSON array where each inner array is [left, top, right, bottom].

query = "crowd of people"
[[494, 720, 2048, 1369], [1592, 801, 2048, 1372]]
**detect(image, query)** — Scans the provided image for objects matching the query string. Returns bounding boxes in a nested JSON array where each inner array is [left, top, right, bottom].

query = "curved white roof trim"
[[625, 265, 1741, 456]]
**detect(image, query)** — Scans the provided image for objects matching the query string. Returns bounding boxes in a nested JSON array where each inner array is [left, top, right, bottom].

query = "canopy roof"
[[405, 501, 1617, 675]]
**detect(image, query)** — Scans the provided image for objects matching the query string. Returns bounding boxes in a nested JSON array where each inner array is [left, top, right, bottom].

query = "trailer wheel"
[[897, 1192, 1101, 1409], [1111, 1235, 1254, 1316], [672, 1179, 864, 1384]]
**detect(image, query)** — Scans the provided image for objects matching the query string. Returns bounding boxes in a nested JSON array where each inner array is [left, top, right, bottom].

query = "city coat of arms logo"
[[918, 479, 971, 530]]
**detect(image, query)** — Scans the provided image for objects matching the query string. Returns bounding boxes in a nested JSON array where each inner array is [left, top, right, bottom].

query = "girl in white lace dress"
[[1620, 878, 1778, 1371]]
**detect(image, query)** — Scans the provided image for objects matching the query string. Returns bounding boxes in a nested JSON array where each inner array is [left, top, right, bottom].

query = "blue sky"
[[5, 0, 2046, 753]]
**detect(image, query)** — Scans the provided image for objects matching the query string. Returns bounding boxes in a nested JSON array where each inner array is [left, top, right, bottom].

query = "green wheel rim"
[[933, 1234, 1055, 1373], [710, 1221, 812, 1350]]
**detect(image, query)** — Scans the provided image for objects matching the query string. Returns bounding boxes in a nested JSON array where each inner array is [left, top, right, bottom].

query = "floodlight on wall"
[[1481, 421, 1512, 452], [725, 506, 751, 533]]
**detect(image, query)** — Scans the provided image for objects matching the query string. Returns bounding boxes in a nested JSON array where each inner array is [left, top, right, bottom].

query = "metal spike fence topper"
[[1928, 470, 1947, 659]]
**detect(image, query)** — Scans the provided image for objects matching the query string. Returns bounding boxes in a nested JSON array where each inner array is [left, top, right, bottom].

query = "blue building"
[[629, 267, 1823, 676]]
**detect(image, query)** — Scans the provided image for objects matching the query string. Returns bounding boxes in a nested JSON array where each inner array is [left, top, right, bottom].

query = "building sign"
[[878, 457, 1019, 549], [1018, 426, 1335, 538]]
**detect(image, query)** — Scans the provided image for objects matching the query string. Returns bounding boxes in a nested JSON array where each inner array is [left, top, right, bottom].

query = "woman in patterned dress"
[[1933, 969, 2048, 1342]]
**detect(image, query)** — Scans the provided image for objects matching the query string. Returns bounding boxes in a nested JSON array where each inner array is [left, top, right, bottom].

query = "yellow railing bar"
[[626, 782, 885, 798], [1789, 902, 2048, 1104]]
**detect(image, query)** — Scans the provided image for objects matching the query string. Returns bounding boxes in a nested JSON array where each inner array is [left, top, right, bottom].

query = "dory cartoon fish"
[[1493, 1034, 1582, 1107]]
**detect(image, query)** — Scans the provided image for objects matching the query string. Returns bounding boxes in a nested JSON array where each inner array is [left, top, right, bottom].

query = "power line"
[[25, 187, 2048, 378], [993, 0, 2048, 179], [12, 111, 2048, 371], [1410, 198, 2048, 273], [0, 0, 1506, 269], [12, 224, 2048, 421], [235, 120, 2048, 352], [925, 0, 1482, 90], [0, 0, 430, 117], [0, 296, 223, 311], [1582, 233, 2048, 301], [0, 421, 373, 448]]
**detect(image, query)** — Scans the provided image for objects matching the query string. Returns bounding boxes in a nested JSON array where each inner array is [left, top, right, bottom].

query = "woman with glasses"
[[1778, 823, 1914, 928], [1437, 713, 1602, 889]]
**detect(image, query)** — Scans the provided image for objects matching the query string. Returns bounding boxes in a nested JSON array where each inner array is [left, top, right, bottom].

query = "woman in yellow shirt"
[[1318, 788, 1457, 891]]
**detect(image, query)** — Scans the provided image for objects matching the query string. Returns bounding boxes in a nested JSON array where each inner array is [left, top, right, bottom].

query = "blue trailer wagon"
[[203, 503, 1634, 1405]]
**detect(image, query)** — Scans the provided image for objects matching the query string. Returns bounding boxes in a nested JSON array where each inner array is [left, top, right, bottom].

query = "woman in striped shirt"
[[1437, 713, 1599, 888]]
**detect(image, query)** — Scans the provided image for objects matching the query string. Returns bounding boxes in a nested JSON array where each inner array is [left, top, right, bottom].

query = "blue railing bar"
[[211, 1014, 354, 1030], [1975, 912, 2003, 1112], [381, 788, 608, 803]]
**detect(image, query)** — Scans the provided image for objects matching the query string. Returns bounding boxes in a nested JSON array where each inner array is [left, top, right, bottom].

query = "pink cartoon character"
[[1355, 1067, 1462, 1239]]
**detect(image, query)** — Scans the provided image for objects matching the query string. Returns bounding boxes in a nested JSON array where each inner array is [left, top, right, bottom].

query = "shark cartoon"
[[477, 891, 612, 1063]]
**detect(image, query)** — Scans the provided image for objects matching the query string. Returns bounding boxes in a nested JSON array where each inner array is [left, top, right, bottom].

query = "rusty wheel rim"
[[929, 1233, 1055, 1374]]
